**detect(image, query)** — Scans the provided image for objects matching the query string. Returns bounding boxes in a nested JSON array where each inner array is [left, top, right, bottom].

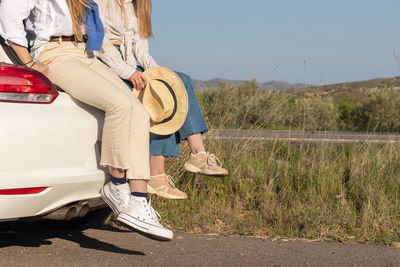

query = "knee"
[[134, 102, 150, 124], [107, 95, 133, 115]]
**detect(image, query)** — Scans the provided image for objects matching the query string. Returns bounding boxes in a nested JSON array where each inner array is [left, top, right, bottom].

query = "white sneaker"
[[117, 195, 173, 241], [100, 181, 130, 215]]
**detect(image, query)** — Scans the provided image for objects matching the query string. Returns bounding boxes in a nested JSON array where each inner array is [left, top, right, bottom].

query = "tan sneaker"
[[183, 152, 228, 176], [147, 174, 188, 200]]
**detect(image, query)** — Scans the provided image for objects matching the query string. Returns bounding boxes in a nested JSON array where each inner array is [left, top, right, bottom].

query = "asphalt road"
[[1, 221, 400, 266], [206, 129, 400, 143]]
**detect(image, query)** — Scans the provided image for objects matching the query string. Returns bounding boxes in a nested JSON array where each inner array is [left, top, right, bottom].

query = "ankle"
[[110, 174, 127, 185], [151, 173, 166, 178], [128, 179, 148, 192], [131, 192, 150, 202], [191, 151, 206, 157]]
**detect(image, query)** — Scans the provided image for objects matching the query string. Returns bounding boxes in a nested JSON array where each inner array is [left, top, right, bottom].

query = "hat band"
[[155, 79, 177, 124]]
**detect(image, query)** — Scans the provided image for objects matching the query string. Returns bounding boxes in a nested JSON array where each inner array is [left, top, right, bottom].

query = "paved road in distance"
[[206, 129, 400, 143]]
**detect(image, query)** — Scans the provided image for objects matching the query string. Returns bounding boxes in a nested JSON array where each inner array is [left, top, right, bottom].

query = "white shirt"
[[96, 0, 158, 80], [0, 0, 74, 60]]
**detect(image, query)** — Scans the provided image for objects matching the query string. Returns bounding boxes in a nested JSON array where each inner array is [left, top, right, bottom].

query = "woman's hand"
[[129, 71, 147, 91], [29, 60, 53, 77], [8, 41, 53, 76]]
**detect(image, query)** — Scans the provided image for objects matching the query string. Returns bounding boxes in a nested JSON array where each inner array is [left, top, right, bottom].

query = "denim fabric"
[[123, 66, 208, 157]]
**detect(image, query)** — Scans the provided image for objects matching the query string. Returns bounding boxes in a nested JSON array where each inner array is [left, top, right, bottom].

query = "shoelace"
[[151, 206, 162, 223], [207, 153, 223, 167], [122, 192, 130, 207], [165, 175, 176, 187], [114, 186, 130, 207], [146, 198, 162, 224]]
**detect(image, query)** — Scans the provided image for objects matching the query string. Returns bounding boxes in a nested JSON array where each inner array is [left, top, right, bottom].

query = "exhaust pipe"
[[42, 202, 90, 221], [42, 206, 77, 221], [77, 204, 90, 218]]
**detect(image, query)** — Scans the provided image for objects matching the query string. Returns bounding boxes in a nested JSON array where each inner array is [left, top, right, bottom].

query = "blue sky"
[[150, 0, 400, 85]]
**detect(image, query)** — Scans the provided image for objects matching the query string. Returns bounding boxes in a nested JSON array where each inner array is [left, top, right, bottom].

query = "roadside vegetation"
[[109, 79, 400, 245], [195, 78, 400, 132], [156, 139, 400, 245]]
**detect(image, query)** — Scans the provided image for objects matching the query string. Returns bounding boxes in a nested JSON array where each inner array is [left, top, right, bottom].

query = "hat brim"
[[133, 67, 188, 135]]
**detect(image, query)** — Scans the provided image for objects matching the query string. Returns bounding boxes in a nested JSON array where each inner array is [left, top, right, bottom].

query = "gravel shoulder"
[[0, 221, 399, 266]]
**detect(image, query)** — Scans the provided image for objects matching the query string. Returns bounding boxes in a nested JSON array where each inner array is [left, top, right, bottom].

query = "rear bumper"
[[0, 92, 108, 220], [0, 166, 107, 220]]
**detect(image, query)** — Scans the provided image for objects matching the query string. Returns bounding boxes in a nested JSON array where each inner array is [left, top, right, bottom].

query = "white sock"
[[191, 151, 206, 157], [151, 173, 166, 178]]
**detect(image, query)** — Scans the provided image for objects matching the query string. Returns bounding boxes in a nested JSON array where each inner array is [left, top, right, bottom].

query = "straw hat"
[[132, 67, 188, 135]]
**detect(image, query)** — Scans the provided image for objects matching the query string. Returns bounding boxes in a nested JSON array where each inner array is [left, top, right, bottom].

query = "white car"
[[0, 38, 108, 223]]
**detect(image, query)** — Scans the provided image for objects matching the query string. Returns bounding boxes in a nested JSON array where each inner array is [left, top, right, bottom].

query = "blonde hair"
[[66, 0, 90, 41], [135, 0, 153, 39], [116, 0, 153, 39]]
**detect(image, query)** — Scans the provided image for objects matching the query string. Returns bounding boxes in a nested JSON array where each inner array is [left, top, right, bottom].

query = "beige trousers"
[[37, 41, 150, 181]]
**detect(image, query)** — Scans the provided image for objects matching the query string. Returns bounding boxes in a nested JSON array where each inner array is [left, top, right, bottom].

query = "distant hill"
[[192, 76, 400, 98], [192, 78, 309, 90], [286, 76, 400, 101]]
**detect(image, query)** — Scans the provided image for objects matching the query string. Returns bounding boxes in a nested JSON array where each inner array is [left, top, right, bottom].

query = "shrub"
[[285, 96, 338, 131], [351, 89, 400, 132], [196, 80, 400, 132], [337, 96, 357, 130]]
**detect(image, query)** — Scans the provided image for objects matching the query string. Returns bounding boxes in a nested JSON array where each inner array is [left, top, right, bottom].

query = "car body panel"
[[0, 42, 108, 221]]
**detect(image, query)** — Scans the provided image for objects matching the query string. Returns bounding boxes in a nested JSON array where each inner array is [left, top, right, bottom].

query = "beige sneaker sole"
[[183, 162, 228, 176], [147, 184, 188, 200]]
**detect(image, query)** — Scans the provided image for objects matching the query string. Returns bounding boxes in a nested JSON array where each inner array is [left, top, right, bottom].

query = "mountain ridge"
[[192, 78, 309, 90], [193, 76, 400, 91]]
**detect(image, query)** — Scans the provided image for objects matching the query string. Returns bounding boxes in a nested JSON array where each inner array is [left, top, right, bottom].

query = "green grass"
[[152, 139, 400, 245]]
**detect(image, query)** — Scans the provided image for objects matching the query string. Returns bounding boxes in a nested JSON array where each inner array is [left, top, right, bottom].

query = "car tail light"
[[0, 63, 58, 104], [0, 187, 47, 195]]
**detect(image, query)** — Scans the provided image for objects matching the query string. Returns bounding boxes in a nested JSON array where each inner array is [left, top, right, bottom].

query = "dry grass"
[[153, 139, 400, 245], [149, 81, 400, 244], [107, 80, 400, 245]]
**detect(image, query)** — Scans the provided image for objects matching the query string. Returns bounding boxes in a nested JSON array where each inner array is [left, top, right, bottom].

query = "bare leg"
[[148, 155, 187, 199], [151, 155, 166, 176], [183, 133, 228, 176], [186, 133, 206, 154], [128, 179, 147, 193], [108, 166, 125, 178], [149, 134, 205, 175]]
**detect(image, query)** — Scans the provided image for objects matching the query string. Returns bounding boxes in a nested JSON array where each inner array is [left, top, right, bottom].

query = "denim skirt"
[[123, 66, 208, 157]]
